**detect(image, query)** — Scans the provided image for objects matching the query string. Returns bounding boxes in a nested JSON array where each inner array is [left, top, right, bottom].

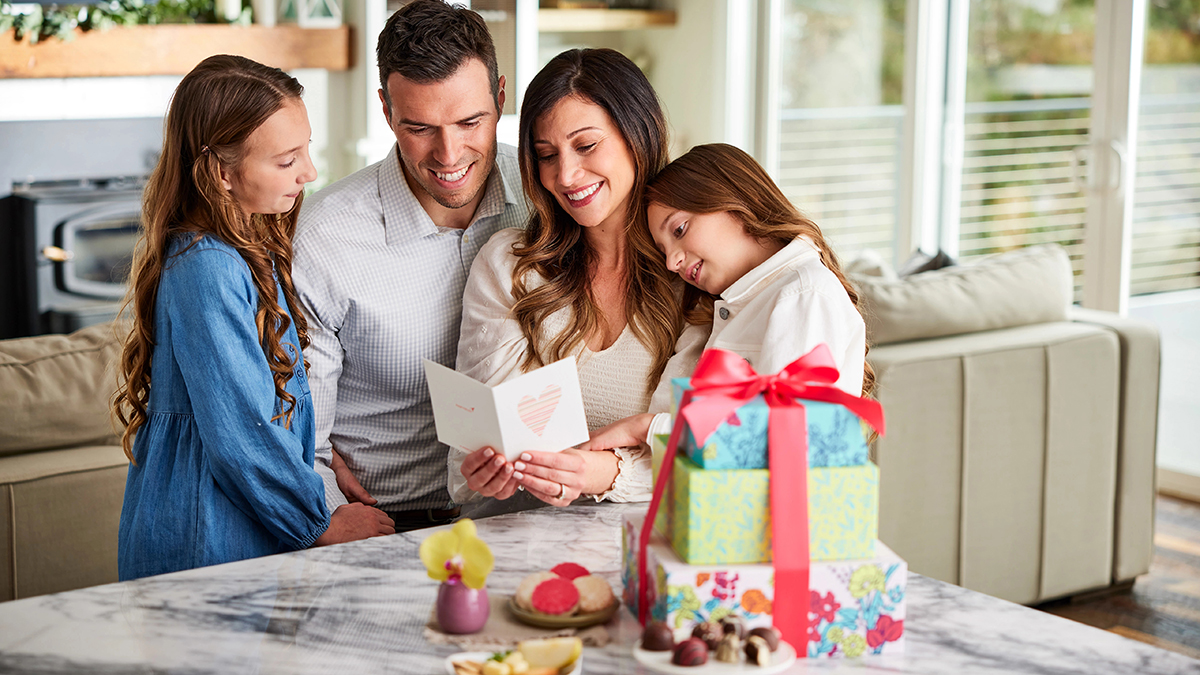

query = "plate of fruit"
[[445, 637, 583, 675], [633, 618, 797, 673], [507, 563, 618, 629]]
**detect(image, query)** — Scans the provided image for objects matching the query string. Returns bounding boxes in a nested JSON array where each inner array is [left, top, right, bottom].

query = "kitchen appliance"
[[1, 176, 145, 338]]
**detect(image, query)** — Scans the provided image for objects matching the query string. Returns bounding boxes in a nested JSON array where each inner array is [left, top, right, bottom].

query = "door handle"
[[41, 246, 74, 263]]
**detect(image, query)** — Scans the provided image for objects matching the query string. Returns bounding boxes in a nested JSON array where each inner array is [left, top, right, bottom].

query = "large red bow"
[[637, 345, 884, 650]]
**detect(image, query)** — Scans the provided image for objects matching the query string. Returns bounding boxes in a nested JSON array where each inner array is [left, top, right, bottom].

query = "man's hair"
[[377, 0, 500, 116]]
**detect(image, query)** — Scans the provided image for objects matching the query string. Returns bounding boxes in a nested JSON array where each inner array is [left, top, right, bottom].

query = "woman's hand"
[[313, 503, 394, 546], [576, 413, 653, 452], [513, 448, 619, 506], [460, 447, 521, 500]]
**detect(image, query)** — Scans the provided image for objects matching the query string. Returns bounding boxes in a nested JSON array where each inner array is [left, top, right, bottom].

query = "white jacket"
[[706, 236, 866, 396]]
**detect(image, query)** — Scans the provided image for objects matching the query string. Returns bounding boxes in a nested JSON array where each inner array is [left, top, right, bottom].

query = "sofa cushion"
[[851, 244, 1073, 346], [0, 444, 128, 601], [0, 322, 125, 457]]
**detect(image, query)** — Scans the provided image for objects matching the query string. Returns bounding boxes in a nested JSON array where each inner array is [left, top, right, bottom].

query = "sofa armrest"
[[1069, 307, 1160, 582]]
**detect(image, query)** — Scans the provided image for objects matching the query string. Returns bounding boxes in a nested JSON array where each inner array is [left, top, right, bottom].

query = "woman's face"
[[222, 98, 317, 216], [533, 96, 636, 231]]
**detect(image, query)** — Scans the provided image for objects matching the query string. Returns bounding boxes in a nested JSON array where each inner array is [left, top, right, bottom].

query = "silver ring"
[[556, 482, 567, 500], [517, 485, 525, 492]]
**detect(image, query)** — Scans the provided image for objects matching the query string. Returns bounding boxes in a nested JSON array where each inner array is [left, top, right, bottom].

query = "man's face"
[[380, 59, 503, 217]]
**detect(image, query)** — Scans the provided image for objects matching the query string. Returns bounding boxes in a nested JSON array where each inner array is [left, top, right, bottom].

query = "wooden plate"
[[506, 596, 619, 628]]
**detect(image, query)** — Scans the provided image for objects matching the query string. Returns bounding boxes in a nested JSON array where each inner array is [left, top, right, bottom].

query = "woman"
[[450, 49, 707, 507], [113, 55, 393, 581]]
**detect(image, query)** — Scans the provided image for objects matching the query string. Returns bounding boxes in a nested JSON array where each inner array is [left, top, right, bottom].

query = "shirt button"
[[719, 307, 730, 320], [481, 327, 487, 334]]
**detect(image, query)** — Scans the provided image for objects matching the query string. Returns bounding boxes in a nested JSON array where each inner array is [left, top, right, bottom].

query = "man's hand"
[[576, 413, 653, 452], [461, 447, 521, 500], [313, 503, 394, 546], [331, 444, 375, 505]]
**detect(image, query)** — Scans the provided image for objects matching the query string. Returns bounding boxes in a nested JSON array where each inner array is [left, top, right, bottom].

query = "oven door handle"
[[41, 245, 75, 263]]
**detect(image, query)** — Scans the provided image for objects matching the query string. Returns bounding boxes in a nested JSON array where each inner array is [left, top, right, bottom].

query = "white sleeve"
[[593, 445, 652, 503], [759, 286, 866, 397], [449, 230, 534, 503]]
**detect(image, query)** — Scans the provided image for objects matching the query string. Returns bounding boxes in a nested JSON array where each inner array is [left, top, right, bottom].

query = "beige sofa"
[[0, 323, 128, 601], [855, 245, 1159, 605]]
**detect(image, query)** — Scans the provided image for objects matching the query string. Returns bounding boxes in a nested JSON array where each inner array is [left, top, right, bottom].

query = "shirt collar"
[[720, 236, 820, 303], [380, 143, 514, 245]]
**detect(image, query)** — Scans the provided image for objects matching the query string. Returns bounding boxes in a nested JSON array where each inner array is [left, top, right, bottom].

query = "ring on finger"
[[556, 482, 567, 500]]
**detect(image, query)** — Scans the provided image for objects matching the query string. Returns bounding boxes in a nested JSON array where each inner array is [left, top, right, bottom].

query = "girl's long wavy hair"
[[513, 48, 680, 394], [646, 143, 876, 398], [113, 55, 310, 461]]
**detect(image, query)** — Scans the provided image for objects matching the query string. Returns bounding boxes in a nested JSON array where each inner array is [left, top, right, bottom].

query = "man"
[[293, 0, 529, 531]]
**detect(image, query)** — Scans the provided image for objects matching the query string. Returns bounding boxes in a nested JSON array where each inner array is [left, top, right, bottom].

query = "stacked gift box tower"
[[621, 373, 907, 659]]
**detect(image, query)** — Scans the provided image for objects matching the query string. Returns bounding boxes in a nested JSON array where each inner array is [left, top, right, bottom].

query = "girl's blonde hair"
[[113, 54, 311, 460], [646, 143, 876, 398], [512, 48, 681, 395]]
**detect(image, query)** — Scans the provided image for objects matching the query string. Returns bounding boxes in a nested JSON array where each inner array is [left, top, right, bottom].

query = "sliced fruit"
[[517, 637, 583, 670]]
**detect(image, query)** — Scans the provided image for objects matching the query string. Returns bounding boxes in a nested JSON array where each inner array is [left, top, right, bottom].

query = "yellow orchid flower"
[[419, 519, 494, 589]]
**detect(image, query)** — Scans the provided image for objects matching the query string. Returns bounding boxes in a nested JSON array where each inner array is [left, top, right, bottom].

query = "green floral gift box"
[[652, 436, 878, 565]]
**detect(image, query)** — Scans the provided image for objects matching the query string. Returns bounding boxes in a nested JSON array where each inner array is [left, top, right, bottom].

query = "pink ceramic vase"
[[436, 580, 490, 634]]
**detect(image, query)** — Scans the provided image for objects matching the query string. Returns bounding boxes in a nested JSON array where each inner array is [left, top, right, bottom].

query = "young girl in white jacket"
[[644, 142, 873, 399], [582, 143, 873, 452]]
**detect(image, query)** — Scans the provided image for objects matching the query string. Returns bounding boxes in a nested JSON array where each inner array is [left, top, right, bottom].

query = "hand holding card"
[[424, 358, 590, 462]]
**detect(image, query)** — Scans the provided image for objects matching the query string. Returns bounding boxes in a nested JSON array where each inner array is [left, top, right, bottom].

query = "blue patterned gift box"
[[670, 378, 869, 470]]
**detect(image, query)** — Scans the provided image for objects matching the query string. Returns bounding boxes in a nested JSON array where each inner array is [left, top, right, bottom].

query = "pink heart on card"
[[518, 384, 562, 437]]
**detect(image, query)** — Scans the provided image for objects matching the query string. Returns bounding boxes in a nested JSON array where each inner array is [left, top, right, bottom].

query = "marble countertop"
[[0, 502, 1197, 674]]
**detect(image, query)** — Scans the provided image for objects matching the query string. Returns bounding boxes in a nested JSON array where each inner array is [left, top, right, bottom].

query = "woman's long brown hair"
[[513, 48, 681, 395], [646, 143, 876, 398], [113, 55, 311, 461]]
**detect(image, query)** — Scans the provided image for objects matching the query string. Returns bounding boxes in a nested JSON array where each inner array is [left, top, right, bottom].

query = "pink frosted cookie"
[[531, 577, 580, 615], [514, 571, 557, 610], [573, 575, 615, 613], [551, 562, 590, 580]]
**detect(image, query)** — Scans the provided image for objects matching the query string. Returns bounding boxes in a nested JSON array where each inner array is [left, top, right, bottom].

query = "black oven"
[[1, 177, 145, 338]]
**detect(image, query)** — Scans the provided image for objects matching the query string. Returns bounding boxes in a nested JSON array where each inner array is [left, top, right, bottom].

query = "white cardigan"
[[451, 228, 708, 504], [705, 236, 866, 396]]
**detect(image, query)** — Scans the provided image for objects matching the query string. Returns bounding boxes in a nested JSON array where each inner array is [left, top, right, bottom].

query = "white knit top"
[[450, 228, 708, 505]]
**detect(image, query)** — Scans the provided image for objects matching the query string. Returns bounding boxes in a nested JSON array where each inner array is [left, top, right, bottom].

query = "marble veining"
[[0, 502, 1196, 674]]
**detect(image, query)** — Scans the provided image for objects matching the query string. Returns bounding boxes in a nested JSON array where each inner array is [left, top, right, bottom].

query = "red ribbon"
[[637, 345, 885, 648]]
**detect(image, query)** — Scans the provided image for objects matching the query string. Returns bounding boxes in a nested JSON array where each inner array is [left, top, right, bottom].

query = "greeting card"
[[423, 358, 589, 461]]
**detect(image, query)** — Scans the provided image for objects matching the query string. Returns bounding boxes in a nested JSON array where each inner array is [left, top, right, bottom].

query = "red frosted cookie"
[[551, 562, 591, 580], [531, 577, 580, 615]]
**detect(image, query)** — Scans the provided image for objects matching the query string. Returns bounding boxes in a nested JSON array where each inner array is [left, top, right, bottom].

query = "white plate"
[[632, 639, 797, 674], [443, 651, 584, 675]]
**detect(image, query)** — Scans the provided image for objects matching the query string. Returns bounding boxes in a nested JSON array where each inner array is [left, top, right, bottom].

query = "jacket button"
[[719, 307, 730, 320]]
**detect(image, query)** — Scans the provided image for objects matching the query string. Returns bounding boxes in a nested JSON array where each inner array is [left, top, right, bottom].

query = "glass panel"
[[1130, 1, 1200, 295], [72, 218, 138, 285], [957, 0, 1095, 297], [778, 0, 907, 263]]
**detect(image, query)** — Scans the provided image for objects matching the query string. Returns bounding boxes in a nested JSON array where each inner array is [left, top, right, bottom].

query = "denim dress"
[[118, 235, 331, 581]]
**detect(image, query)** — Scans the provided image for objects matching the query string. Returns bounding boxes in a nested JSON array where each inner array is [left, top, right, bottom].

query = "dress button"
[[719, 307, 730, 320]]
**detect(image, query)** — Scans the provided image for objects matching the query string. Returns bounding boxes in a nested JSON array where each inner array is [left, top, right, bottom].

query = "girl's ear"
[[218, 163, 235, 192]]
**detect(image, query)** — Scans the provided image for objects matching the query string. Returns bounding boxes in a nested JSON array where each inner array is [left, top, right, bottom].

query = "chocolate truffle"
[[748, 626, 782, 652], [744, 635, 771, 666], [640, 621, 675, 652], [691, 621, 723, 650], [720, 615, 746, 639], [672, 638, 709, 667], [715, 633, 741, 663]]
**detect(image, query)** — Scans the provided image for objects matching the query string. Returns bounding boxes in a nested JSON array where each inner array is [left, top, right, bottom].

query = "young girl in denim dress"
[[113, 55, 393, 581]]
